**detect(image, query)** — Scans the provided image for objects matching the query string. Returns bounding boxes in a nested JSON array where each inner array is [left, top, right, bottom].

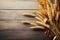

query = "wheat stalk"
[[23, 0, 60, 40]]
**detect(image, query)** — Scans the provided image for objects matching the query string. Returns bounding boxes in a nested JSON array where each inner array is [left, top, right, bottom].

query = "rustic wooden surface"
[[0, 0, 52, 40], [0, 0, 38, 29]]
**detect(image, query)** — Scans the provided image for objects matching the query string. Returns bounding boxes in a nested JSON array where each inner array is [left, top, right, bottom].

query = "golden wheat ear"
[[21, 21, 31, 25], [22, 20, 45, 29], [30, 22, 45, 29], [23, 13, 36, 18]]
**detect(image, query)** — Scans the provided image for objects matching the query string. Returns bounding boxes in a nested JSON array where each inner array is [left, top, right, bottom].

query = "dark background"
[[0, 29, 52, 40]]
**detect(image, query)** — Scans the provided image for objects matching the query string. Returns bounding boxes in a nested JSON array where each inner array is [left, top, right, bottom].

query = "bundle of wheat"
[[22, 0, 60, 40]]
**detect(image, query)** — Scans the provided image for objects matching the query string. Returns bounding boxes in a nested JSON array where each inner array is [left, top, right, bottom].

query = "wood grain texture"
[[0, 0, 38, 9], [0, 10, 36, 29]]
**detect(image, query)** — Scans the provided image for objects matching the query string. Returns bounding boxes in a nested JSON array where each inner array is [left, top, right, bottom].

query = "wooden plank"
[[0, 10, 36, 19], [0, 0, 38, 9]]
